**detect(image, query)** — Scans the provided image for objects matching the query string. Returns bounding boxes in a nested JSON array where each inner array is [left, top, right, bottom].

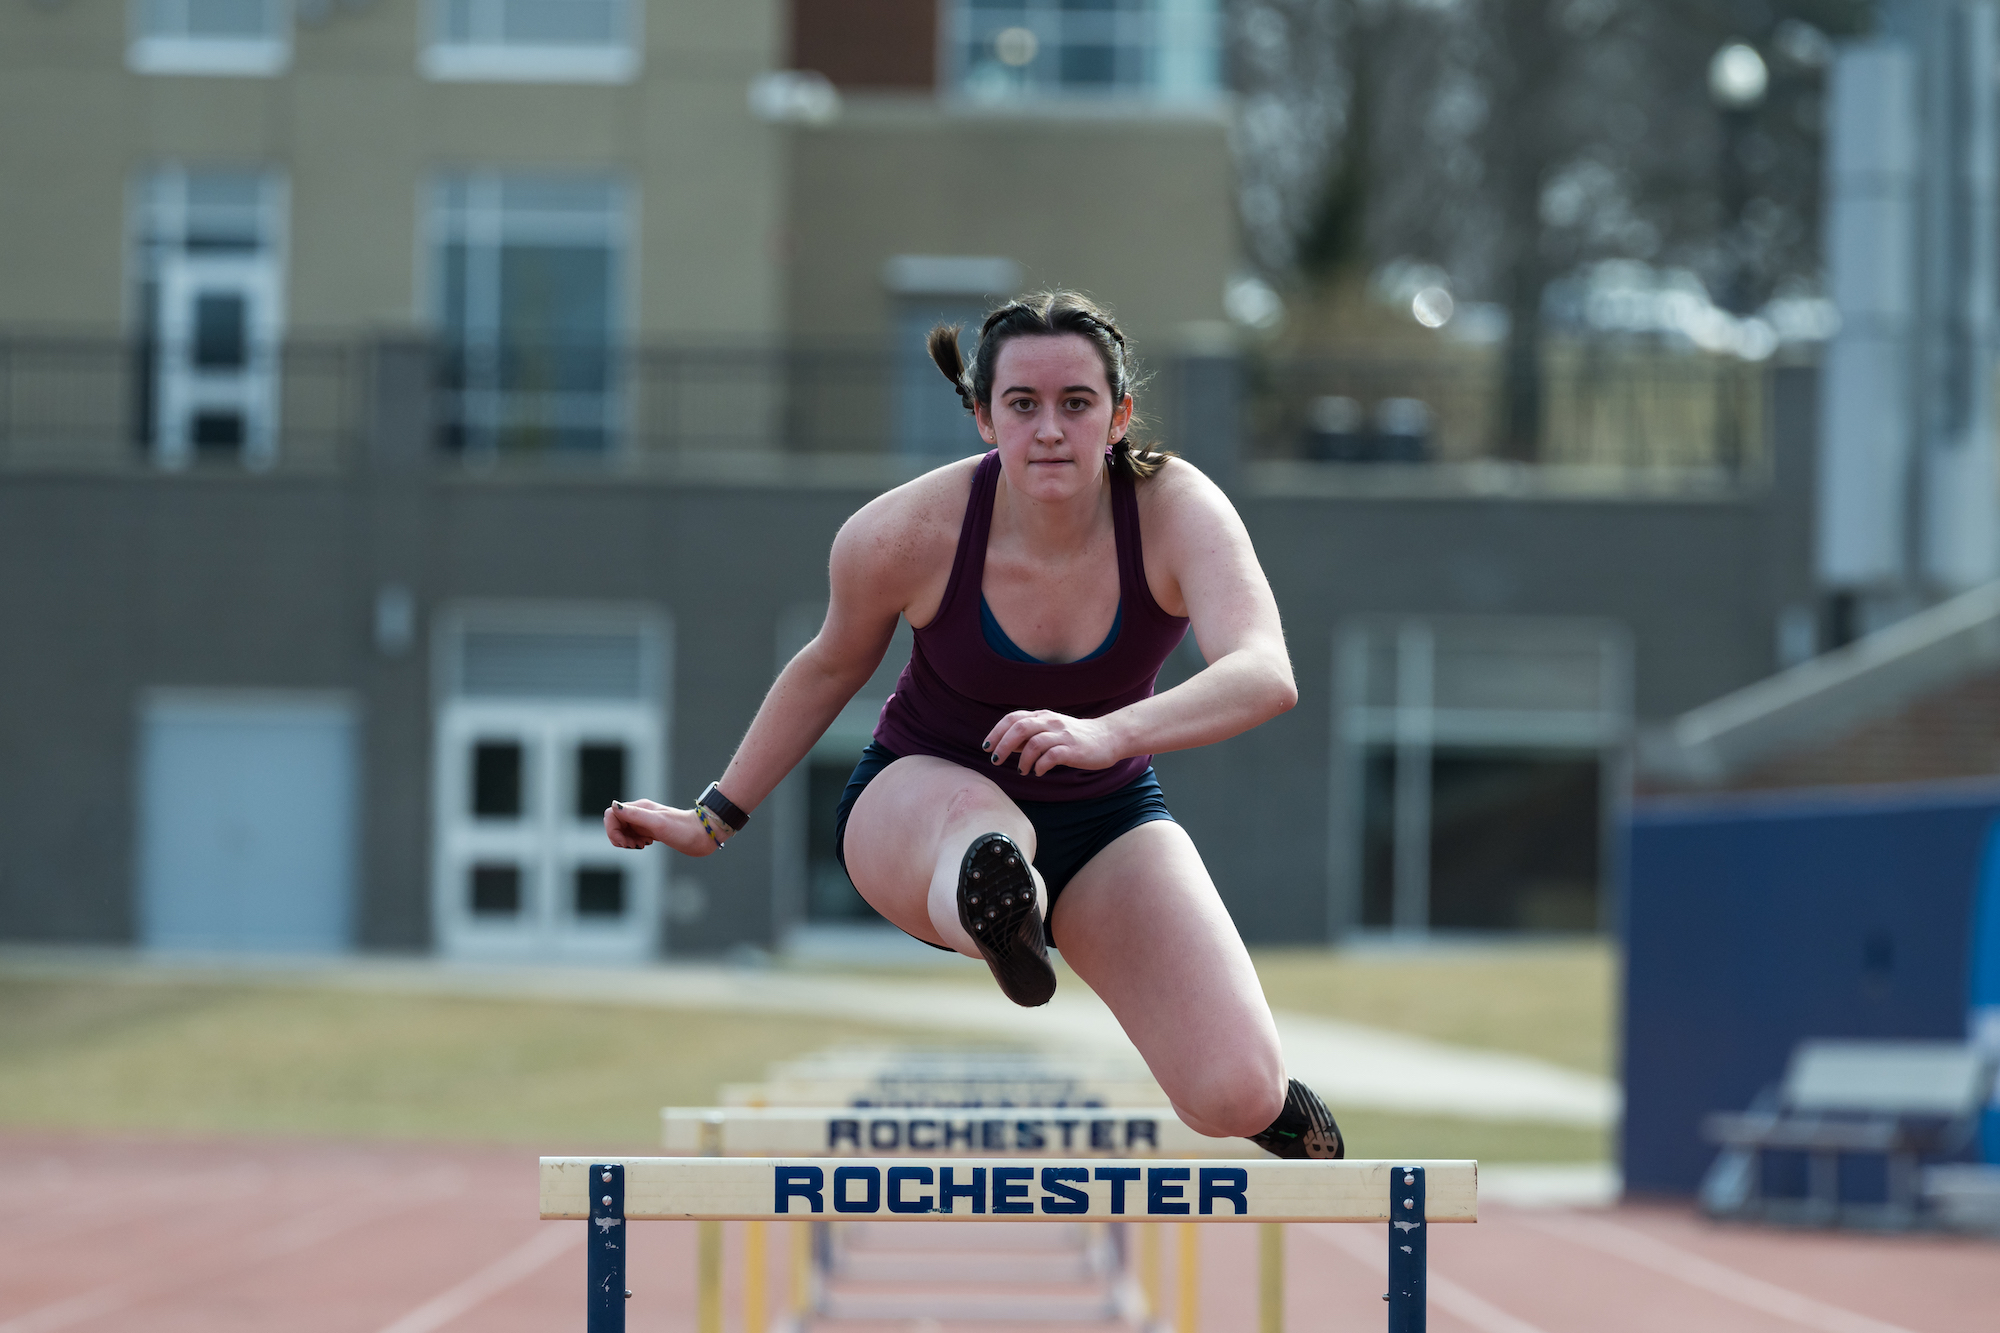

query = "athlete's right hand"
[[604, 799, 721, 857]]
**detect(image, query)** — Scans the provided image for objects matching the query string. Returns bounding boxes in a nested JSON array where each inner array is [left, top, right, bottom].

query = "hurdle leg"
[[1136, 1223, 1161, 1328], [790, 1220, 812, 1321], [697, 1219, 722, 1333], [1258, 1222, 1283, 1333], [744, 1220, 766, 1333], [587, 1163, 627, 1333], [1176, 1222, 1199, 1333], [1387, 1165, 1426, 1333]]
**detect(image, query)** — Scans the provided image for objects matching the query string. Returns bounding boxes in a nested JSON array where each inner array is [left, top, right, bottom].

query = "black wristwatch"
[[696, 782, 750, 833]]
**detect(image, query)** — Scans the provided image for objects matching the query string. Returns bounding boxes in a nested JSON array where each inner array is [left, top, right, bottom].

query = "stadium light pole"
[[1709, 42, 1769, 315]]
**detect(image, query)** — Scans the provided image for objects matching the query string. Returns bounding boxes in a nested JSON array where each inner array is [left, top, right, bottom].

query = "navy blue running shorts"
[[831, 740, 1176, 949]]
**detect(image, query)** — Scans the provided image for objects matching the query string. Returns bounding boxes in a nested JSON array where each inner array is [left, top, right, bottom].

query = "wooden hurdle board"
[[549, 1157, 1465, 1332], [719, 1047, 1167, 1109], [543, 1156, 1476, 1223], [663, 1105, 1266, 1157]]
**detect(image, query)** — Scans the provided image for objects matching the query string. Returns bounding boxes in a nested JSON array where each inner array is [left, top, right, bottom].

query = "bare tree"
[[1231, 0, 1353, 276], [1232, 0, 1870, 457]]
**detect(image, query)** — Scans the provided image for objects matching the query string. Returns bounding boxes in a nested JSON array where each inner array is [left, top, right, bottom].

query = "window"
[[131, 0, 290, 76], [472, 740, 525, 817], [574, 742, 627, 817], [430, 175, 627, 456], [947, 0, 1220, 103], [424, 0, 640, 82], [132, 169, 287, 467], [573, 866, 626, 917], [883, 255, 1020, 456]]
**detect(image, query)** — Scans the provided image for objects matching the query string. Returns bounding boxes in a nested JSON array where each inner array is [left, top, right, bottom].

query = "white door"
[[433, 699, 663, 961], [137, 693, 356, 953], [155, 251, 283, 467]]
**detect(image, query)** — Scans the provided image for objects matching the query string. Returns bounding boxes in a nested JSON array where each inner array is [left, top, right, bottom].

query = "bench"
[[1699, 1039, 1997, 1227]]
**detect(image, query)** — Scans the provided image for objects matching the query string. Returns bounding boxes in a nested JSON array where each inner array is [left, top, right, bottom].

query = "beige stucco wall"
[[785, 99, 1238, 348], [0, 0, 787, 338]]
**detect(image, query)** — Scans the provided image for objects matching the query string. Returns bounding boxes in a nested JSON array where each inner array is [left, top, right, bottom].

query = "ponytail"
[[927, 324, 977, 411]]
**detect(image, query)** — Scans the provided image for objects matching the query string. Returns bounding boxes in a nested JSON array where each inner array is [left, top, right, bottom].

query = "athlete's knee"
[[938, 778, 1015, 837], [1173, 1049, 1287, 1139]]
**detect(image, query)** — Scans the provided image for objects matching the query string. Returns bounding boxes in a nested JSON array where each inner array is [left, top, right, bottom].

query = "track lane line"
[[371, 1225, 579, 1333], [1516, 1213, 1925, 1333], [1308, 1223, 1556, 1333]]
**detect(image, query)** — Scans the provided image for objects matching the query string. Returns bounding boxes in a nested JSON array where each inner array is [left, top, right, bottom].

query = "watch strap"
[[696, 781, 749, 833]]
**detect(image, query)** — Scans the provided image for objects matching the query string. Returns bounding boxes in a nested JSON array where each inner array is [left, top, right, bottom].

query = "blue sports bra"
[[979, 596, 1123, 665]]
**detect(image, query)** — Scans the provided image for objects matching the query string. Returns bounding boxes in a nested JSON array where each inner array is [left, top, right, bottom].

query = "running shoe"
[[1249, 1078, 1345, 1159], [957, 831, 1056, 1008]]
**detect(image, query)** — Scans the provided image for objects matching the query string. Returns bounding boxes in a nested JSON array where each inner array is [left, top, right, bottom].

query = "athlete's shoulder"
[[1134, 455, 1233, 525], [832, 453, 982, 579]]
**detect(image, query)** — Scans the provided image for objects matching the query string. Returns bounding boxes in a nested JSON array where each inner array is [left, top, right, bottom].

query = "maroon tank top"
[[873, 450, 1191, 801]]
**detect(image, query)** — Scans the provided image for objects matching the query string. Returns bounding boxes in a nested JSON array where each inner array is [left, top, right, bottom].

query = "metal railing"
[[1246, 342, 1768, 477], [0, 335, 363, 474], [0, 332, 1773, 485]]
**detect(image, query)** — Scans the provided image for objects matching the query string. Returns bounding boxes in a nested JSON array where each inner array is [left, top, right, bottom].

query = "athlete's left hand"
[[983, 710, 1122, 777]]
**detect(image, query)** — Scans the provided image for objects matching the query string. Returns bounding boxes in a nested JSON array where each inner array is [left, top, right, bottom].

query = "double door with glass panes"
[[434, 701, 661, 960]]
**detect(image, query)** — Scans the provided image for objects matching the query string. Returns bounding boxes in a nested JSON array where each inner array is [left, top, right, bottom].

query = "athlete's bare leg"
[[1050, 820, 1288, 1139], [841, 755, 1047, 956], [845, 762, 1285, 1138]]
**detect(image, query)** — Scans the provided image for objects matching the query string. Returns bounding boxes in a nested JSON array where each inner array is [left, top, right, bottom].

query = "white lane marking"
[[1518, 1213, 1925, 1333], [1309, 1224, 1555, 1333], [372, 1225, 579, 1333]]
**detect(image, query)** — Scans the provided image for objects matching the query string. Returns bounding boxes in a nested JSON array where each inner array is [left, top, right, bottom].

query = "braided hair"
[[926, 291, 1177, 480]]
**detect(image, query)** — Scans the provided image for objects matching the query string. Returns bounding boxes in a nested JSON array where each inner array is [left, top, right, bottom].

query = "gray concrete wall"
[[0, 375, 1814, 951]]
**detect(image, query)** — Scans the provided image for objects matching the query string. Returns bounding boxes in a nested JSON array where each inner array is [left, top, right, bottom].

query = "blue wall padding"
[[1972, 824, 2000, 1162], [1622, 784, 1995, 1196]]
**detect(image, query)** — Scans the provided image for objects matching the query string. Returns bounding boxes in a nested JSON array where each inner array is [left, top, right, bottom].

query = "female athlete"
[[604, 292, 1342, 1158]]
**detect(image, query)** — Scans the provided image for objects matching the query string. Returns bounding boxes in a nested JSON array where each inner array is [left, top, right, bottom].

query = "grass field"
[[0, 942, 1615, 1160], [0, 976, 943, 1149], [821, 938, 1617, 1074], [1249, 940, 1616, 1076]]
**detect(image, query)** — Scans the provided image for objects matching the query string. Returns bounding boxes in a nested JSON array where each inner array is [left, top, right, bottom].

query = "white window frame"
[[943, 0, 1222, 106], [129, 0, 292, 77], [1329, 616, 1633, 939], [422, 0, 641, 83], [132, 168, 290, 468]]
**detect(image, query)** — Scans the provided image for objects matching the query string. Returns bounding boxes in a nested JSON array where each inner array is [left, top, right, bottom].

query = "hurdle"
[[542, 1156, 1475, 1331], [719, 1047, 1168, 1110], [668, 1104, 1263, 1329]]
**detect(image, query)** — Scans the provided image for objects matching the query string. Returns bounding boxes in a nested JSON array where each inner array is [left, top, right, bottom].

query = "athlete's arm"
[[985, 460, 1297, 776], [606, 479, 944, 856]]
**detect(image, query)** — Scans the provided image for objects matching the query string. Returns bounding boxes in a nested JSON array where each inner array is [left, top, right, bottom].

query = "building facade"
[[0, 1, 1811, 958]]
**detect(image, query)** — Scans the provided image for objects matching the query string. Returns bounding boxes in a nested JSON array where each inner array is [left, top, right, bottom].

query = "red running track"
[[0, 1134, 1992, 1333]]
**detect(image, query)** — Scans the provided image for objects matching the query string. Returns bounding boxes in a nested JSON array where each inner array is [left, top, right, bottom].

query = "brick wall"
[[792, 0, 936, 89], [1686, 668, 2000, 793]]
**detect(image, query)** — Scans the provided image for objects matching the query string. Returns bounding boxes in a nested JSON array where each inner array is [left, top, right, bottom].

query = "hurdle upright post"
[[1387, 1165, 1426, 1333], [1138, 1221, 1162, 1325], [1175, 1222, 1198, 1333], [743, 1219, 765, 1333], [586, 1163, 627, 1333], [697, 1115, 723, 1333], [1258, 1222, 1283, 1333]]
